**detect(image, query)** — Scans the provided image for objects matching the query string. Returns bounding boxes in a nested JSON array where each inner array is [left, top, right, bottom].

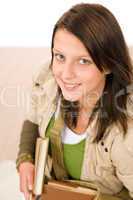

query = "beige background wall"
[[0, 48, 51, 161], [0, 47, 133, 161]]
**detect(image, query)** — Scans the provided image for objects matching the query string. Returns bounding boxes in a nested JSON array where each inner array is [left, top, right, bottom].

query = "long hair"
[[50, 3, 133, 142]]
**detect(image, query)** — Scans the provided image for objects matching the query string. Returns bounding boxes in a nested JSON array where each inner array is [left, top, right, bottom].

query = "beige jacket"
[[27, 61, 133, 198]]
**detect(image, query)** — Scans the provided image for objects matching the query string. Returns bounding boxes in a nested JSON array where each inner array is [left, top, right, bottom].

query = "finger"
[[19, 172, 27, 193], [20, 172, 30, 199], [27, 172, 34, 191], [24, 191, 31, 200], [23, 177, 31, 200], [29, 192, 33, 200]]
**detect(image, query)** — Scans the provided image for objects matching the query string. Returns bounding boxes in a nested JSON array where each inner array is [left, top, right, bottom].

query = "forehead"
[[53, 29, 90, 57]]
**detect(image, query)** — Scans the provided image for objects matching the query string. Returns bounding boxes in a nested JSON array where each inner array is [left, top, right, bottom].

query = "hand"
[[18, 162, 35, 200]]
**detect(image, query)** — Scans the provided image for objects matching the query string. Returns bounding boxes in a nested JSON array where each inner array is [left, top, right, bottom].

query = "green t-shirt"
[[63, 139, 85, 180], [45, 115, 85, 180]]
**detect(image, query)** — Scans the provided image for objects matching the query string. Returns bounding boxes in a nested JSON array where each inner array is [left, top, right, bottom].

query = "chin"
[[61, 92, 80, 102], [64, 97, 77, 102]]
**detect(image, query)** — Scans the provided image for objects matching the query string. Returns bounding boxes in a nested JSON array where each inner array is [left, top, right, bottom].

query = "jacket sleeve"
[[16, 120, 39, 170], [16, 61, 51, 170], [111, 123, 133, 198]]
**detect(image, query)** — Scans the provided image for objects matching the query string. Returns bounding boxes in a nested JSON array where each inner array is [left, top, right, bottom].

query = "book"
[[42, 180, 97, 200], [32, 137, 98, 200], [33, 137, 49, 196]]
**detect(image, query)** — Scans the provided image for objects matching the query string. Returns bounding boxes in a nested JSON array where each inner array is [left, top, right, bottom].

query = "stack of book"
[[32, 137, 97, 200], [42, 180, 97, 200]]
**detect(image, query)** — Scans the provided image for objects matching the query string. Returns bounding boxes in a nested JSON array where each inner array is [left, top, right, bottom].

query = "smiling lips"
[[62, 81, 81, 91]]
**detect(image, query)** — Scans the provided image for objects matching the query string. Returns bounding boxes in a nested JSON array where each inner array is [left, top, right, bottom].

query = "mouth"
[[62, 81, 81, 91]]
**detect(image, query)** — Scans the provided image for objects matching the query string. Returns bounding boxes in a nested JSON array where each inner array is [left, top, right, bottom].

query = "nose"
[[61, 62, 76, 80]]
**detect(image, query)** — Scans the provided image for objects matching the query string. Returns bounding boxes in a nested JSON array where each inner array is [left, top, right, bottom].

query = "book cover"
[[42, 180, 97, 200]]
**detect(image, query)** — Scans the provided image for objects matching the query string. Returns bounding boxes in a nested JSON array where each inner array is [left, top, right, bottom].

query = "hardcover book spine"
[[33, 137, 49, 196]]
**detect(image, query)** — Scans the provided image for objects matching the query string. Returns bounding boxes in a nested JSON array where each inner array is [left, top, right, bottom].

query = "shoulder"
[[32, 60, 53, 86], [31, 60, 58, 100], [110, 119, 133, 198], [111, 117, 133, 160], [27, 60, 59, 124], [112, 92, 133, 154], [123, 118, 133, 155], [124, 93, 133, 154]]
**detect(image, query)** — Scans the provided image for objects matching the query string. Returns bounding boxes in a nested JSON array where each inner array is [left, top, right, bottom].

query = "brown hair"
[[50, 3, 133, 142]]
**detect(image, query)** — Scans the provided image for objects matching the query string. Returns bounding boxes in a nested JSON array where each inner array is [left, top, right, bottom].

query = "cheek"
[[51, 65, 62, 87], [81, 69, 104, 87], [52, 64, 60, 77]]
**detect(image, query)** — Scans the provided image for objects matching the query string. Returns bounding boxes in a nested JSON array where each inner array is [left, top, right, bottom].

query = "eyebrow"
[[53, 48, 92, 59]]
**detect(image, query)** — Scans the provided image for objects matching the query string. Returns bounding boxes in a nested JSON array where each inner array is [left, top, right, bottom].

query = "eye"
[[54, 53, 65, 61], [79, 58, 92, 65]]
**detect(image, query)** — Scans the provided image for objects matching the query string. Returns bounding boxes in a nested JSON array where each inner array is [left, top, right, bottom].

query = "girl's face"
[[52, 28, 106, 106]]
